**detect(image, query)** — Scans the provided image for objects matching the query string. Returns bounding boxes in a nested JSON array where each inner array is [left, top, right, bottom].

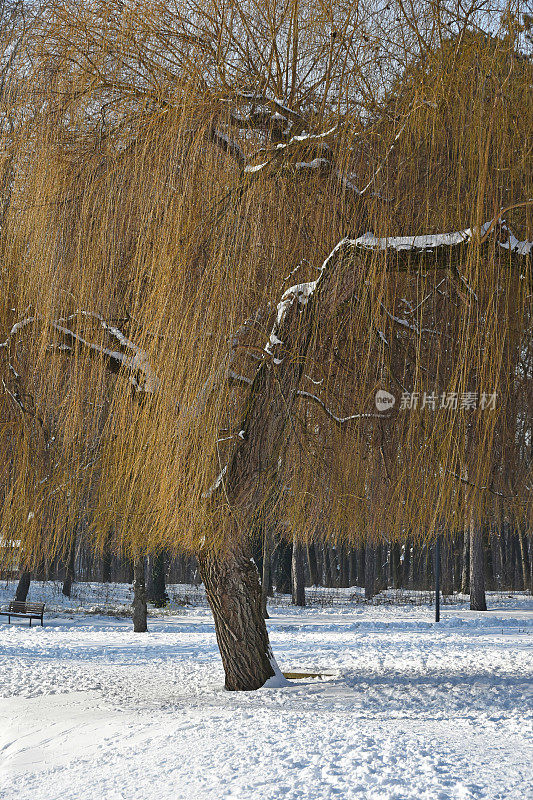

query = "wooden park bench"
[[0, 601, 45, 626]]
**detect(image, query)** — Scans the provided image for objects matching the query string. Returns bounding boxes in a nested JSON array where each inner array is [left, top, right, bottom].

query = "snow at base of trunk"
[[262, 648, 291, 688]]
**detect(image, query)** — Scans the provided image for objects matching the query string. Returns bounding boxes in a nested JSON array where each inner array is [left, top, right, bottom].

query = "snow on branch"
[[208, 128, 246, 169], [1, 311, 159, 396], [296, 390, 380, 427], [203, 465, 227, 499], [52, 314, 159, 394], [499, 230, 533, 257], [264, 238, 354, 361], [227, 370, 253, 386], [350, 219, 532, 262]]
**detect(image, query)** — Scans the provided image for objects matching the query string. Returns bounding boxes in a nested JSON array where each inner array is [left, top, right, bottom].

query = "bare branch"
[[296, 390, 380, 427]]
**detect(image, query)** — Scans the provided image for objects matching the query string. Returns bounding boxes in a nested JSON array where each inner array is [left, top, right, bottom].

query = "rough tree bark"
[[198, 539, 276, 690], [132, 556, 148, 632]]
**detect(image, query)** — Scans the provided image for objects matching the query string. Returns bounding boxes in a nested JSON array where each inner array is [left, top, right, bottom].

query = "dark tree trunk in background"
[[375, 544, 384, 589], [365, 545, 376, 600], [338, 545, 349, 588], [529, 533, 533, 594], [461, 530, 470, 594], [403, 539, 415, 589], [484, 526, 494, 590], [307, 544, 318, 586], [102, 546, 113, 583], [348, 549, 357, 587], [198, 540, 275, 691], [453, 534, 462, 592], [390, 542, 401, 589], [517, 526, 530, 591], [490, 531, 502, 589], [132, 557, 148, 632], [469, 521, 487, 611], [440, 536, 453, 596], [358, 545, 366, 587], [146, 551, 168, 606], [15, 571, 31, 602], [261, 528, 273, 618], [422, 544, 432, 590], [62, 535, 77, 597], [276, 540, 292, 594], [328, 545, 339, 587], [291, 537, 306, 606], [323, 543, 335, 587], [503, 521, 514, 587]]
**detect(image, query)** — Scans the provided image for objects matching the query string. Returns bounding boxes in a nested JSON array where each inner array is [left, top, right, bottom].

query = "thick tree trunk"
[[146, 551, 168, 606], [198, 242, 352, 689], [132, 556, 148, 632], [469, 520, 487, 611], [291, 537, 306, 606], [15, 571, 31, 602], [198, 540, 276, 691]]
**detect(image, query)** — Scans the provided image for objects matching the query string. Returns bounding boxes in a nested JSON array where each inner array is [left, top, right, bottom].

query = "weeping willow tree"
[[0, 0, 531, 688]]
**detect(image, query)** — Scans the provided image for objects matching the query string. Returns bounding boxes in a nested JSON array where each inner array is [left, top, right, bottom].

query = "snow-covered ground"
[[0, 583, 531, 800]]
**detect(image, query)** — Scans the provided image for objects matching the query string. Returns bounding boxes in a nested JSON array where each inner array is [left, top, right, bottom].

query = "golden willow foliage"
[[0, 0, 531, 568]]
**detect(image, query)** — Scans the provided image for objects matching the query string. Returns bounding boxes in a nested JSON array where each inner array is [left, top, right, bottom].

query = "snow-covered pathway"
[[0, 594, 531, 800]]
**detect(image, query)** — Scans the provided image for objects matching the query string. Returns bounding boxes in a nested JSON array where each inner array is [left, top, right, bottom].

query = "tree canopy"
[[0, 0, 531, 574]]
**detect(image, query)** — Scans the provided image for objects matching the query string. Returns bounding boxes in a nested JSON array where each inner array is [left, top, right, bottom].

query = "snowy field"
[[0, 583, 531, 800]]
